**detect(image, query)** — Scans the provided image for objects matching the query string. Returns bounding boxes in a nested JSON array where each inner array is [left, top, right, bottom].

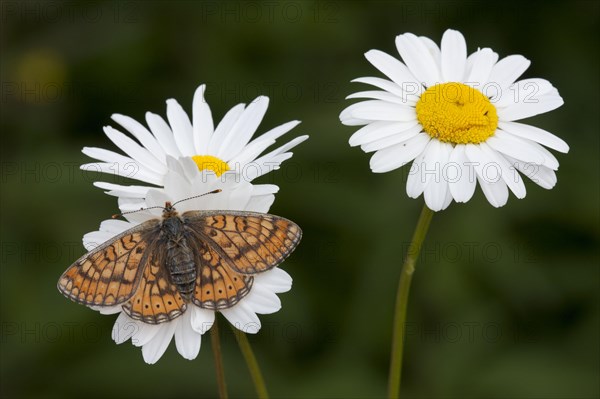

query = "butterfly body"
[[161, 211, 197, 302], [58, 205, 302, 324]]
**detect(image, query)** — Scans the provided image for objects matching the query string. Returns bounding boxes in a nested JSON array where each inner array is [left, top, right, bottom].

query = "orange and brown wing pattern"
[[57, 221, 159, 307], [183, 211, 302, 275], [121, 251, 187, 324], [186, 242, 253, 310]]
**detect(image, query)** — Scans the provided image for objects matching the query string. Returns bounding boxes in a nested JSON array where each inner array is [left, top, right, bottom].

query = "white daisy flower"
[[340, 29, 569, 211], [82, 83, 308, 210], [84, 162, 293, 364]]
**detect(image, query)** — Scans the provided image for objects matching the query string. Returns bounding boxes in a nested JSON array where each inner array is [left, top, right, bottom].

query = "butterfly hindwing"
[[122, 246, 187, 324], [57, 220, 160, 307], [184, 229, 254, 310], [183, 210, 302, 275]]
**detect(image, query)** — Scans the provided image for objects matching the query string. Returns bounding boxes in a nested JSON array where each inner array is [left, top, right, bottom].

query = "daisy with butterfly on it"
[[340, 29, 569, 398], [60, 83, 307, 378], [67, 162, 300, 365]]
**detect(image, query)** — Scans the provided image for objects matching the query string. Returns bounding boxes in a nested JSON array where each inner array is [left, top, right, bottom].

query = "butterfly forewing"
[[183, 211, 302, 275], [57, 220, 160, 307]]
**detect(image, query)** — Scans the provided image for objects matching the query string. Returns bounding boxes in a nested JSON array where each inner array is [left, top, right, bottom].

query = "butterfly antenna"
[[111, 205, 165, 219], [172, 189, 222, 207], [111, 189, 222, 218]]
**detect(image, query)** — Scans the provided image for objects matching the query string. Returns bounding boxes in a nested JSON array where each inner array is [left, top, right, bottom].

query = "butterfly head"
[[162, 201, 179, 219]]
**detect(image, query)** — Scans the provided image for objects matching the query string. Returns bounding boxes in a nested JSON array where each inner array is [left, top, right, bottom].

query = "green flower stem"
[[211, 318, 228, 399], [232, 327, 269, 399], [388, 204, 434, 399]]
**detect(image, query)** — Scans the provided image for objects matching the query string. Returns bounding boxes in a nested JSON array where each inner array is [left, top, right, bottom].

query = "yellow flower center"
[[416, 82, 498, 144], [191, 155, 230, 177]]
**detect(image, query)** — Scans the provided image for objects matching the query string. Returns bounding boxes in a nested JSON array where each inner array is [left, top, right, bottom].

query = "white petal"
[[81, 154, 156, 194], [145, 188, 172, 209], [487, 130, 557, 170], [254, 268, 293, 293], [81, 161, 162, 186], [351, 77, 407, 98], [226, 180, 253, 210], [245, 194, 275, 213], [498, 121, 569, 153], [349, 121, 419, 147], [486, 130, 545, 166], [520, 137, 560, 170], [360, 124, 422, 152], [419, 35, 441, 65], [179, 156, 203, 183], [163, 166, 193, 201], [422, 140, 452, 212], [82, 147, 134, 165], [441, 29, 467, 82], [112, 114, 167, 163], [448, 144, 477, 203], [465, 143, 500, 185], [369, 133, 430, 173], [141, 321, 177, 364], [494, 78, 555, 108], [405, 143, 430, 199], [464, 48, 498, 87], [98, 219, 132, 234], [218, 96, 270, 161], [231, 120, 301, 166], [175, 310, 202, 360], [340, 100, 417, 122], [441, 185, 454, 210], [221, 302, 261, 334], [112, 312, 139, 344], [479, 142, 526, 199], [144, 190, 168, 210], [103, 126, 165, 174], [117, 197, 153, 222], [346, 90, 415, 106], [244, 285, 282, 314], [248, 135, 309, 180], [163, 154, 188, 179], [395, 33, 441, 87], [497, 94, 564, 121], [364, 49, 419, 88], [166, 99, 195, 156], [340, 117, 371, 126], [131, 322, 161, 347], [504, 154, 557, 189], [190, 307, 215, 335], [465, 144, 509, 207], [82, 230, 112, 250], [94, 305, 122, 315], [477, 174, 509, 208], [254, 134, 308, 162], [250, 183, 279, 196], [93, 182, 150, 198], [530, 166, 557, 189], [487, 55, 531, 90], [145, 112, 181, 158], [208, 103, 246, 154], [256, 120, 302, 144], [192, 84, 214, 154]]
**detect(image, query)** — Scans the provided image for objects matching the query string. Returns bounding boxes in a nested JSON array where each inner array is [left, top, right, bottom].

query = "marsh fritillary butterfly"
[[57, 197, 302, 324]]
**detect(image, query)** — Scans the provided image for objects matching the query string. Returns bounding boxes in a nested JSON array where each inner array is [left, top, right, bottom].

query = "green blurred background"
[[2, 1, 599, 398]]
